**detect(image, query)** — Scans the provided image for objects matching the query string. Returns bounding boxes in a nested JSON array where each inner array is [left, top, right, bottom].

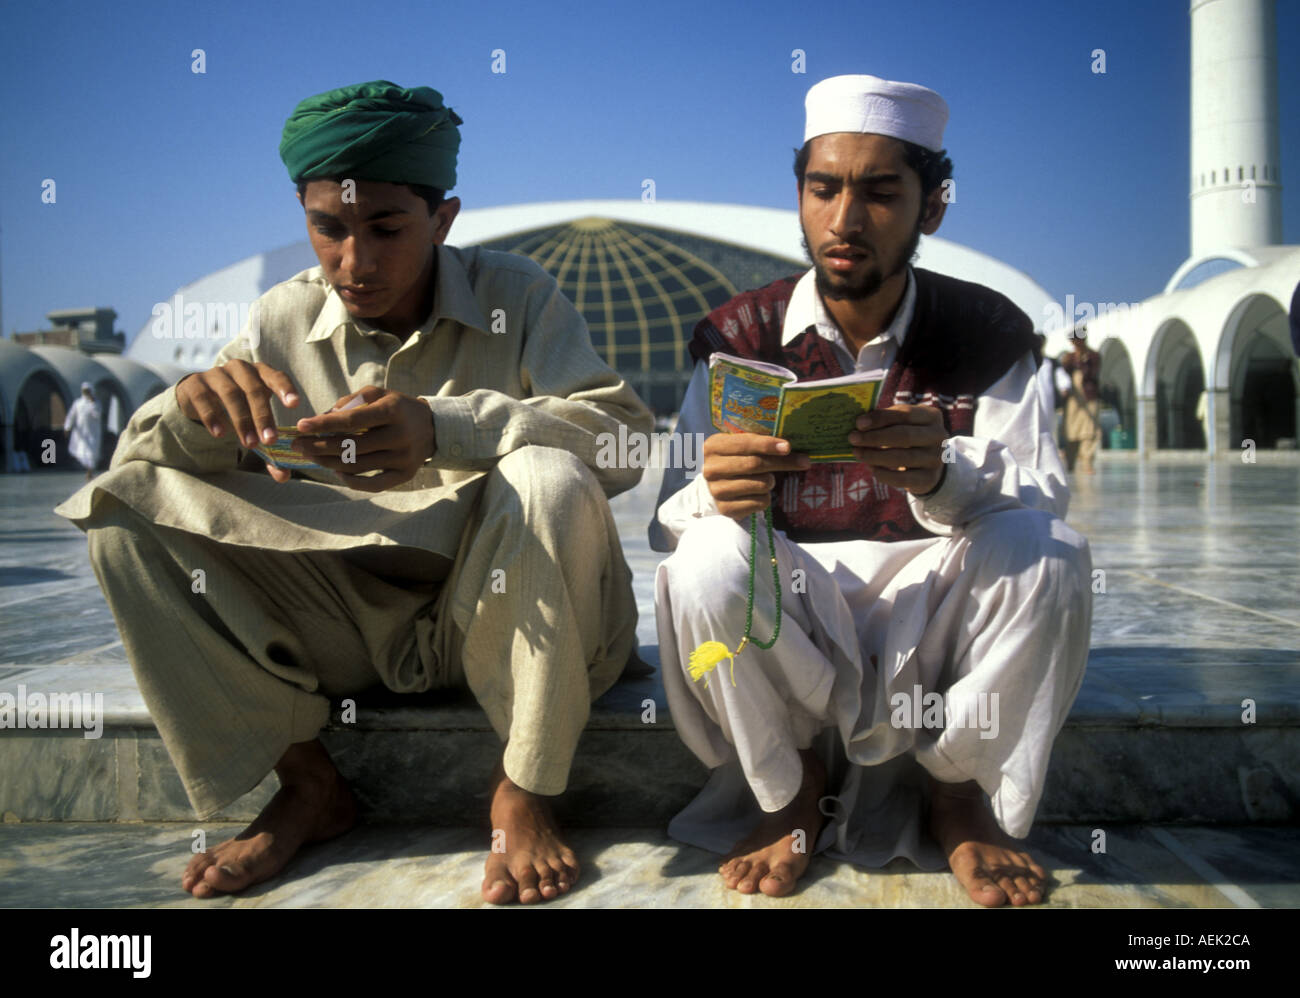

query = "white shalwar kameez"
[[64, 396, 102, 471], [651, 267, 1092, 869]]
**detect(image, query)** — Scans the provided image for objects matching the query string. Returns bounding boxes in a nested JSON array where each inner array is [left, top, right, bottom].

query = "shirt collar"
[[780, 265, 916, 353], [304, 244, 493, 344]]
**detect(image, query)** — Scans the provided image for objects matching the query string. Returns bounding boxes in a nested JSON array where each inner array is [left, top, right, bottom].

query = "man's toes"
[[203, 861, 251, 892], [720, 858, 749, 888], [1014, 875, 1042, 903], [965, 870, 1008, 907], [534, 862, 559, 900], [182, 854, 214, 892], [513, 861, 542, 904], [549, 859, 575, 893], [996, 873, 1026, 905], [738, 860, 769, 894], [760, 862, 797, 898], [482, 859, 517, 905]]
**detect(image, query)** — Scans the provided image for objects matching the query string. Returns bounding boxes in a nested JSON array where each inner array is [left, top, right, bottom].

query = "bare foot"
[[928, 778, 1048, 907], [481, 757, 580, 905], [181, 739, 356, 899], [719, 749, 826, 898]]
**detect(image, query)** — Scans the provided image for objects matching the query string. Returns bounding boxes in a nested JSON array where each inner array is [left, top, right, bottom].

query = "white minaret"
[[1189, 0, 1282, 256]]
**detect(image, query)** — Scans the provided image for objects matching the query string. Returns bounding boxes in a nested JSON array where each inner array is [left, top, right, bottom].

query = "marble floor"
[[5, 458, 1300, 668], [1, 821, 1296, 908], [2, 459, 1298, 908]]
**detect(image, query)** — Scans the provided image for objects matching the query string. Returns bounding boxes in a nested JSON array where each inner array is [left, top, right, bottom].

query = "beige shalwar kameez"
[[57, 245, 654, 818], [1063, 370, 1102, 474]]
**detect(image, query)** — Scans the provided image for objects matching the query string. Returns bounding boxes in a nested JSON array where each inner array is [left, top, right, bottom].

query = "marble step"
[[2, 646, 1298, 825]]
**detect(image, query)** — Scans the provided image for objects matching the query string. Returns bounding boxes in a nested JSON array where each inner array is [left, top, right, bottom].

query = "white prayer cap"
[[803, 74, 949, 152], [80, 381, 93, 392]]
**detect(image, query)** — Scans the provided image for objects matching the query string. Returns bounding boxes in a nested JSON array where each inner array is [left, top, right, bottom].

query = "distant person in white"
[[63, 382, 102, 481]]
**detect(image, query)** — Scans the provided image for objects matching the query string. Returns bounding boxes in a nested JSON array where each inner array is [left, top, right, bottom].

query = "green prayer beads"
[[735, 510, 782, 654]]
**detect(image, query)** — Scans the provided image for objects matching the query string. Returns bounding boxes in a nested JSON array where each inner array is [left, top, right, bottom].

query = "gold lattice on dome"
[[500, 218, 738, 371], [569, 217, 615, 232]]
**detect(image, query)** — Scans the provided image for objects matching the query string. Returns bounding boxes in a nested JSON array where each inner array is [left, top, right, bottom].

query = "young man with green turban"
[[56, 81, 654, 905]]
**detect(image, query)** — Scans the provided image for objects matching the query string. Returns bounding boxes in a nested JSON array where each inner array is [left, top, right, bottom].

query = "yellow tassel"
[[688, 641, 738, 688]]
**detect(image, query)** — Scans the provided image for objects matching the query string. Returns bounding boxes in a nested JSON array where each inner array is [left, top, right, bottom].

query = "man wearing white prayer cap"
[[651, 74, 1091, 905]]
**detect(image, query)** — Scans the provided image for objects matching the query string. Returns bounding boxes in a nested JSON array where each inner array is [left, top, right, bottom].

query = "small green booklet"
[[708, 352, 885, 462]]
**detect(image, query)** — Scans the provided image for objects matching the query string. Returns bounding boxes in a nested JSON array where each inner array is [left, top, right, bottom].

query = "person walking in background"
[[1060, 329, 1101, 473], [63, 382, 102, 481]]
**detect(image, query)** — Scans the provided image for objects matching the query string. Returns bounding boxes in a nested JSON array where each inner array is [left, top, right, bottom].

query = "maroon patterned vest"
[[689, 269, 1040, 543]]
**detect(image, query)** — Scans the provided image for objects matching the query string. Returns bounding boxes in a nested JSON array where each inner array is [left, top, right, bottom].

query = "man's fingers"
[[849, 424, 943, 450], [225, 363, 281, 447], [179, 360, 295, 448], [700, 433, 808, 516], [254, 363, 301, 408], [297, 389, 388, 434], [265, 463, 292, 484], [702, 454, 809, 481], [855, 404, 944, 430], [709, 475, 778, 502], [333, 385, 386, 410], [294, 425, 394, 458], [179, 369, 243, 440], [717, 495, 775, 520], [703, 432, 799, 458], [852, 445, 942, 471]]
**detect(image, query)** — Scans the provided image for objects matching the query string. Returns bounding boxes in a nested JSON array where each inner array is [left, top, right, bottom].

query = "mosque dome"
[[121, 200, 1055, 417], [474, 213, 802, 411]]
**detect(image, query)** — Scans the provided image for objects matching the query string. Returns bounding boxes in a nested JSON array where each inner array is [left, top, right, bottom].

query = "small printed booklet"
[[251, 396, 369, 473], [708, 352, 886, 462], [252, 427, 328, 471]]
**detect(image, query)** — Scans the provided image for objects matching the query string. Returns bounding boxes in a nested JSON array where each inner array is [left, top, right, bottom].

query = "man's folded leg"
[[903, 506, 1092, 906], [430, 445, 639, 903], [655, 514, 869, 896], [85, 494, 443, 818]]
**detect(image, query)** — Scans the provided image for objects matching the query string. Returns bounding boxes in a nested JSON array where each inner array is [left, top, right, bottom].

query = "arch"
[[91, 355, 167, 413], [1214, 292, 1296, 448], [14, 370, 70, 469], [1164, 247, 1261, 294], [1147, 319, 1206, 449], [1098, 337, 1137, 438], [28, 347, 131, 467]]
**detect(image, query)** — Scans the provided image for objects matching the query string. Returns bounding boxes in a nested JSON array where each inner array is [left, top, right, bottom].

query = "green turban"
[[279, 80, 462, 191]]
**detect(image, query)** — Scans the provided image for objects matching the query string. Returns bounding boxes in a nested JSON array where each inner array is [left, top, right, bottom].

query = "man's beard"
[[802, 220, 923, 302]]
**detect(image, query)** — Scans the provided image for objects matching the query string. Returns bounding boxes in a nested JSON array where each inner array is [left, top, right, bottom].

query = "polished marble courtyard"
[[2, 455, 1298, 907]]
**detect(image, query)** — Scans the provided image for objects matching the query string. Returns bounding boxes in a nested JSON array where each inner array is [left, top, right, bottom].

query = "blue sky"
[[1, 0, 1296, 342]]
